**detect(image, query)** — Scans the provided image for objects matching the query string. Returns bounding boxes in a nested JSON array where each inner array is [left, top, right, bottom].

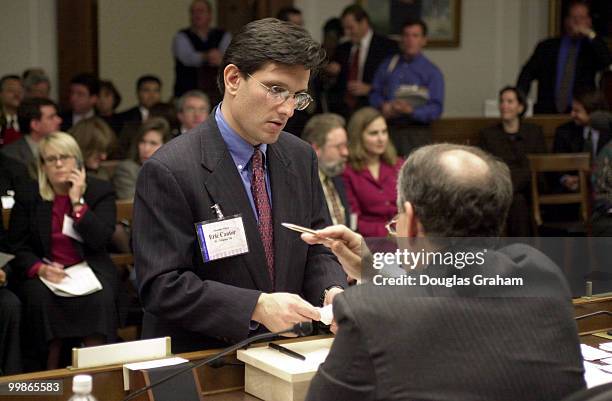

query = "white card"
[[196, 215, 249, 262], [1, 196, 14, 209], [62, 214, 83, 242], [317, 304, 334, 325]]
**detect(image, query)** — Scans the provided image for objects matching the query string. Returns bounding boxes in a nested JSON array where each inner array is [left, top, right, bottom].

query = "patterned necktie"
[[323, 177, 345, 225], [251, 146, 274, 285], [556, 40, 578, 113], [344, 45, 361, 110]]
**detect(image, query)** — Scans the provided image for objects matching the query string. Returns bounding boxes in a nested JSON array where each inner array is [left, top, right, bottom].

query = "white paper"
[[122, 357, 189, 391], [39, 262, 102, 297], [1, 196, 14, 209], [599, 342, 612, 352], [62, 214, 83, 242], [584, 361, 612, 388], [0, 252, 15, 267], [317, 304, 334, 325], [600, 357, 612, 365], [581, 344, 612, 361]]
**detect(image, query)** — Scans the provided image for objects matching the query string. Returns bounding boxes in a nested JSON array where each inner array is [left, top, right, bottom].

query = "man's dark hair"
[[402, 17, 428, 36], [574, 89, 608, 114], [70, 73, 100, 96], [217, 18, 326, 93], [17, 97, 58, 134], [0, 74, 21, 91], [341, 4, 370, 23], [398, 144, 513, 237], [276, 6, 302, 22], [499, 86, 527, 118], [100, 80, 122, 110], [136, 75, 162, 92]]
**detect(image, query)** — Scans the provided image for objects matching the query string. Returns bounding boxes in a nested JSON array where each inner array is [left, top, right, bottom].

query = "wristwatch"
[[72, 197, 85, 207]]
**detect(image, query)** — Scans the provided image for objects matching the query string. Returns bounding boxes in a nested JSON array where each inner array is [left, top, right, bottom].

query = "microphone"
[[122, 322, 313, 401]]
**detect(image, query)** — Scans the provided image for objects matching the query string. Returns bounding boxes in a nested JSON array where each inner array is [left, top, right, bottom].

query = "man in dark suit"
[[517, 0, 610, 114], [59, 73, 99, 132], [303, 113, 352, 228], [116, 75, 162, 127], [133, 18, 346, 353], [303, 144, 585, 401], [325, 5, 397, 117]]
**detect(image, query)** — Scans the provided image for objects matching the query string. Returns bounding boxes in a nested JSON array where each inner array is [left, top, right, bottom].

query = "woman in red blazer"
[[343, 107, 403, 237]]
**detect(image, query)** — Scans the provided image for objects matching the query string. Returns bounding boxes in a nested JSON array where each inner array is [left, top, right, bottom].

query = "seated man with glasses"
[[302, 144, 585, 401], [133, 18, 347, 352]]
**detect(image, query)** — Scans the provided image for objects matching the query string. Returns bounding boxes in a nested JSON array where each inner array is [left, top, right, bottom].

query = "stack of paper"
[[39, 262, 102, 297], [123, 357, 189, 391]]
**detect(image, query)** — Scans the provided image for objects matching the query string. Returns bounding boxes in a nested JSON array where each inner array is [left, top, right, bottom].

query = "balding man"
[[304, 144, 585, 401]]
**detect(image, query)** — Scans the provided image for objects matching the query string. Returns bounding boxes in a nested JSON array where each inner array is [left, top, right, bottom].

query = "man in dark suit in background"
[[133, 18, 346, 353], [325, 5, 397, 117], [116, 75, 162, 127], [59, 73, 99, 132], [517, 0, 610, 114], [303, 113, 352, 228], [303, 144, 585, 401]]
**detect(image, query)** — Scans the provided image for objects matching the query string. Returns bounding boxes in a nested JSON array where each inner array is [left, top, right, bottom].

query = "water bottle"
[[68, 374, 98, 401]]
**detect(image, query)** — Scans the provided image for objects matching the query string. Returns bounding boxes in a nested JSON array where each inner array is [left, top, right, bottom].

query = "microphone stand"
[[122, 323, 312, 401]]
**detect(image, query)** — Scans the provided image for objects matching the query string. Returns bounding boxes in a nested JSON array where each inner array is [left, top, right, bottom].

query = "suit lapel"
[[267, 140, 299, 290], [199, 113, 272, 292]]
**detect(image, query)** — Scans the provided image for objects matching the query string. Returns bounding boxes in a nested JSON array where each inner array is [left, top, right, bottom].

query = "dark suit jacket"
[[116, 106, 143, 127], [59, 112, 73, 132], [0, 136, 34, 169], [517, 36, 611, 114], [333, 175, 351, 225], [329, 33, 398, 116], [0, 152, 29, 195], [479, 122, 548, 194], [133, 112, 346, 352], [306, 244, 585, 401], [7, 178, 118, 290], [553, 121, 612, 155]]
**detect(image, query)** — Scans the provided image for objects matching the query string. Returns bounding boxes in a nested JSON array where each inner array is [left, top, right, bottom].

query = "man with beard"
[[303, 113, 352, 228]]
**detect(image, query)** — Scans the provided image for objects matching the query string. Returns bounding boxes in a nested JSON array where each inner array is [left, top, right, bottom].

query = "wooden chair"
[[527, 153, 592, 235]]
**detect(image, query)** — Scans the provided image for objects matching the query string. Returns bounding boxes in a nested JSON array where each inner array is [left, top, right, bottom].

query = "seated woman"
[[112, 117, 171, 200], [7, 132, 117, 371], [593, 140, 612, 236], [96, 80, 123, 136], [70, 117, 117, 180], [343, 107, 402, 237], [479, 86, 547, 236]]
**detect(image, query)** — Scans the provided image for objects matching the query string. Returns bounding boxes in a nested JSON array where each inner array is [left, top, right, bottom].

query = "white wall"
[[0, 0, 58, 100]]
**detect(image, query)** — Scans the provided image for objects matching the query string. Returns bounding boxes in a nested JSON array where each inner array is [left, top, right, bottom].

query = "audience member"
[[22, 69, 51, 99], [303, 113, 352, 227], [117, 75, 162, 126], [60, 73, 99, 132], [112, 117, 171, 200], [479, 86, 548, 236], [303, 144, 585, 401], [276, 6, 303, 26], [176, 90, 210, 135], [0, 152, 29, 195], [343, 107, 402, 237], [370, 18, 444, 156], [325, 5, 397, 117], [149, 102, 180, 136], [7, 132, 117, 371], [70, 117, 117, 181], [554, 90, 610, 191], [0, 75, 24, 146], [172, 0, 231, 105], [2, 98, 61, 174], [96, 80, 123, 135], [0, 219, 22, 376], [593, 138, 612, 236], [517, 0, 611, 114], [134, 18, 345, 353]]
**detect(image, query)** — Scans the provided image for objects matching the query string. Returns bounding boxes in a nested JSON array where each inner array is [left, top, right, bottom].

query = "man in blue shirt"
[[370, 18, 444, 156]]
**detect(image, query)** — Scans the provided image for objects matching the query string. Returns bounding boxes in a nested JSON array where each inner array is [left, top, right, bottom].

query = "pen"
[[42, 258, 72, 279], [269, 342, 306, 361]]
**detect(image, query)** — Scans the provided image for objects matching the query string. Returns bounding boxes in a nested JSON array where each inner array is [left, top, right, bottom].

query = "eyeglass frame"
[[41, 154, 76, 166], [246, 73, 313, 111], [385, 214, 399, 237]]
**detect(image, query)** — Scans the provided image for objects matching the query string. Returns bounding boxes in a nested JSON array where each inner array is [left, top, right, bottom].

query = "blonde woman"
[[70, 117, 117, 180], [7, 132, 117, 371], [342, 107, 403, 237]]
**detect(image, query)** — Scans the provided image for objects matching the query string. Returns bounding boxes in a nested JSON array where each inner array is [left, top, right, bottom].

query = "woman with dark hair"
[[70, 117, 117, 180], [343, 107, 402, 237], [112, 117, 171, 200], [7, 132, 117, 371], [479, 86, 548, 236], [97, 80, 123, 134]]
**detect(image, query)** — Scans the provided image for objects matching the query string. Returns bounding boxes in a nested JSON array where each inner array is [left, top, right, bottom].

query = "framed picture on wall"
[[358, 0, 462, 47]]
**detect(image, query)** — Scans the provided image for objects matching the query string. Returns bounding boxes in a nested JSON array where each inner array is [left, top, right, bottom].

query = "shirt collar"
[[360, 29, 373, 50], [215, 104, 267, 169]]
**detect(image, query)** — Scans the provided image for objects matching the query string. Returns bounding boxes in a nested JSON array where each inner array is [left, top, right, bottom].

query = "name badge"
[[195, 214, 249, 262], [62, 214, 84, 242]]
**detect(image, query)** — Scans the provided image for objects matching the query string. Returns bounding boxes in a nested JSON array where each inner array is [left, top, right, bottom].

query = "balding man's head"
[[398, 144, 512, 237]]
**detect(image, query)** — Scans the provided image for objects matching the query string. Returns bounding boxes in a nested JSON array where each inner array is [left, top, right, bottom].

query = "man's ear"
[[223, 64, 242, 96], [403, 201, 422, 237]]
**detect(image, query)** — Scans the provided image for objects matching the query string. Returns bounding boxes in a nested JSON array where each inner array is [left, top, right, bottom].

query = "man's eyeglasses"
[[385, 214, 399, 237], [247, 73, 313, 111], [42, 154, 75, 165]]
